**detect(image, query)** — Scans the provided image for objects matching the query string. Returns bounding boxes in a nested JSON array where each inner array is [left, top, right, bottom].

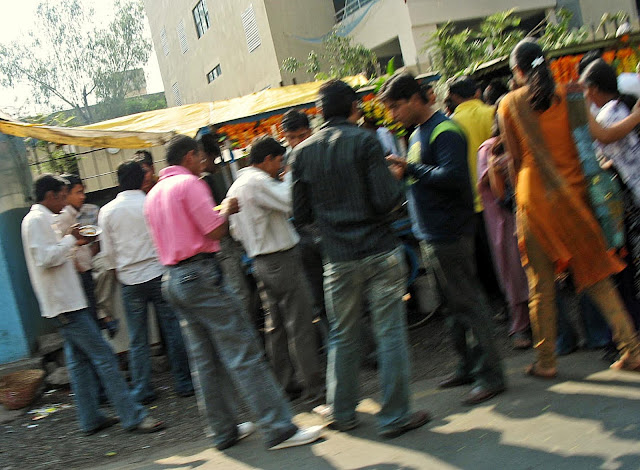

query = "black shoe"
[[140, 395, 158, 405], [461, 385, 506, 405], [85, 416, 119, 435], [379, 410, 431, 438], [438, 374, 474, 388]]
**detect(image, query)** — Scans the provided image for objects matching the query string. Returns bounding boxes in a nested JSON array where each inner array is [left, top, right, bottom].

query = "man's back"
[[292, 118, 403, 262], [99, 190, 165, 285]]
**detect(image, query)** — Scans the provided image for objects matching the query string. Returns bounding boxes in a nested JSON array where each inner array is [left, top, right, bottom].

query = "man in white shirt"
[[226, 136, 323, 404], [98, 160, 193, 404], [21, 174, 163, 434]]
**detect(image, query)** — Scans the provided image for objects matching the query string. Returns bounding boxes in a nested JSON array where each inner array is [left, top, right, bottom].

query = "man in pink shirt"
[[144, 135, 322, 451]]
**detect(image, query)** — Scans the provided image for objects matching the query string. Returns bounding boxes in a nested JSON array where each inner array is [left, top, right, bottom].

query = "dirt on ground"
[[0, 313, 523, 470]]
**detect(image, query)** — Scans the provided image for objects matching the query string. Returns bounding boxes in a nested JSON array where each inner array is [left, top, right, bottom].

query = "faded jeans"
[[121, 275, 193, 402], [55, 309, 146, 432], [163, 256, 297, 448], [323, 246, 412, 433]]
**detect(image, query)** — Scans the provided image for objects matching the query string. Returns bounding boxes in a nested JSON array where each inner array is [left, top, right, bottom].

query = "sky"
[[0, 0, 164, 117]]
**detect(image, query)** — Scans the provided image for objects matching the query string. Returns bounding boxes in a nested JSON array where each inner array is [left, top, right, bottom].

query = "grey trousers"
[[253, 245, 324, 398], [421, 235, 505, 389]]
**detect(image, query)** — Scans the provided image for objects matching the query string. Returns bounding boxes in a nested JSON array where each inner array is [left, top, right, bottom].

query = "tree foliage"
[[282, 30, 378, 79], [425, 8, 588, 77], [0, 0, 151, 124]]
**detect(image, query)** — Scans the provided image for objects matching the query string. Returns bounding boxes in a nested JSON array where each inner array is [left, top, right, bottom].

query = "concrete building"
[[145, 0, 640, 107]]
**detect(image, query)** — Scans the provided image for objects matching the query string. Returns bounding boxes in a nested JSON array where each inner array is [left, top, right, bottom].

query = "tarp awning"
[[0, 75, 369, 149]]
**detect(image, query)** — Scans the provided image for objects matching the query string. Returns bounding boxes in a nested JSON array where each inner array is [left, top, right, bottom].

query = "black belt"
[[175, 252, 217, 267]]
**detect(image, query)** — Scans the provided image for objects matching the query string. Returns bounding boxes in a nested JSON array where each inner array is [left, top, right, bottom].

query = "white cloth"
[[57, 204, 98, 272], [21, 204, 88, 318], [376, 127, 400, 156], [98, 190, 166, 285], [227, 166, 299, 257], [617, 73, 640, 98]]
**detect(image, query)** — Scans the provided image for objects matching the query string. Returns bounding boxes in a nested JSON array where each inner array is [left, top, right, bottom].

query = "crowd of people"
[[20, 37, 640, 455]]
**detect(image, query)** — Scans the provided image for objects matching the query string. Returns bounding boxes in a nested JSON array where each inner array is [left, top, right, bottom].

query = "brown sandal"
[[524, 363, 557, 379], [610, 355, 640, 372]]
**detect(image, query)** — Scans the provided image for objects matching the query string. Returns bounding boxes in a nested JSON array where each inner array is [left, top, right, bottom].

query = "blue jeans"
[[55, 309, 147, 432], [323, 246, 412, 434], [163, 256, 297, 448], [121, 275, 193, 402], [556, 288, 612, 354]]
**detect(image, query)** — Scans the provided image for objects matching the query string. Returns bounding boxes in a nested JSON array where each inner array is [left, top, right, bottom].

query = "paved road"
[[97, 351, 640, 470]]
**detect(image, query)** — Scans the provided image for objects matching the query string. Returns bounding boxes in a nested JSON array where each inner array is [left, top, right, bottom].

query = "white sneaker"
[[237, 422, 256, 441], [269, 425, 324, 450]]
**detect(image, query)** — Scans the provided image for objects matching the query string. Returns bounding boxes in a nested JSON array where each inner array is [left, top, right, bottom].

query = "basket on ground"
[[0, 369, 45, 410]]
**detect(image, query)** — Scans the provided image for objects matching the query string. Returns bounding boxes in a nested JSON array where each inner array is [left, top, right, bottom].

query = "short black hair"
[[60, 173, 83, 189], [317, 79, 357, 120], [117, 159, 145, 191], [281, 109, 310, 132], [34, 173, 68, 202], [483, 78, 509, 105], [134, 150, 153, 166], [448, 75, 478, 99], [580, 59, 618, 95], [379, 72, 427, 103], [578, 50, 603, 75], [198, 133, 222, 158], [165, 135, 200, 166], [249, 135, 286, 164]]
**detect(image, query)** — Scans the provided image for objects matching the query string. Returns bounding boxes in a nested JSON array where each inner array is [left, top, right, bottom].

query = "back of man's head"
[[166, 135, 200, 166], [379, 73, 426, 103], [249, 135, 286, 165], [117, 160, 145, 191], [134, 150, 154, 167], [60, 173, 82, 190], [281, 109, 310, 132], [318, 79, 358, 120], [198, 133, 222, 158], [448, 75, 478, 100], [34, 173, 68, 203]]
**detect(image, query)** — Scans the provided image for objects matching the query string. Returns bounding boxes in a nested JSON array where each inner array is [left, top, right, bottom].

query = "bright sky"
[[0, 0, 164, 117]]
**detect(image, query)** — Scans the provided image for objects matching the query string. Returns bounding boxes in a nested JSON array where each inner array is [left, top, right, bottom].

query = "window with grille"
[[177, 19, 189, 53], [241, 4, 261, 53], [172, 82, 183, 106], [193, 0, 210, 38], [160, 27, 169, 56], [207, 64, 222, 83]]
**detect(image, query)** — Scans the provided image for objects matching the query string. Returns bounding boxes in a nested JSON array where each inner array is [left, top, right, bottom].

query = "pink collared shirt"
[[144, 165, 225, 266]]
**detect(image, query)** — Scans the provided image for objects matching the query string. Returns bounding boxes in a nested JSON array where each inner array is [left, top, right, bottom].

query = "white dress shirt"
[[57, 204, 98, 272], [227, 166, 299, 258], [98, 190, 166, 285], [21, 204, 88, 318]]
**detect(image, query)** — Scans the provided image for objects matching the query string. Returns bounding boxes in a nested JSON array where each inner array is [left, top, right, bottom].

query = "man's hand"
[[219, 197, 240, 217], [68, 224, 89, 246], [386, 155, 407, 180]]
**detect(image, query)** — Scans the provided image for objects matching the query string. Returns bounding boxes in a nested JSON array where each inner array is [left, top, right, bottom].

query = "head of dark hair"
[[116, 159, 145, 191], [483, 78, 509, 105], [34, 173, 68, 202], [317, 79, 358, 119], [448, 75, 478, 99], [198, 133, 221, 158], [281, 109, 310, 132], [60, 173, 83, 189], [134, 150, 153, 166], [578, 50, 603, 75], [510, 38, 555, 112], [379, 72, 427, 103], [165, 135, 200, 166], [580, 59, 618, 95], [249, 135, 286, 165]]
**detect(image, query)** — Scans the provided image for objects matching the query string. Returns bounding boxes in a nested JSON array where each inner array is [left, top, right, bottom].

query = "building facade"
[[145, 0, 640, 107]]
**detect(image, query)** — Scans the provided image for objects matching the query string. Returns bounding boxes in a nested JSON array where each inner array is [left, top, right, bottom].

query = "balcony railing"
[[335, 0, 377, 23]]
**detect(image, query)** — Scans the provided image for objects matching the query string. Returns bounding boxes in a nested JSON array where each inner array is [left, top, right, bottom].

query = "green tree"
[[0, 0, 151, 124], [282, 30, 378, 80], [540, 8, 588, 50]]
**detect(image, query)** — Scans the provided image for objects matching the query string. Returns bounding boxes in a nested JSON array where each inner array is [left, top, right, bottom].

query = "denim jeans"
[[163, 256, 297, 448], [323, 246, 412, 434], [121, 275, 193, 402], [55, 309, 147, 432], [421, 236, 505, 389]]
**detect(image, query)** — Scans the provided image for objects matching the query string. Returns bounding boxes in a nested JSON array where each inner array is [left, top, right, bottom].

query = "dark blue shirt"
[[405, 111, 475, 242]]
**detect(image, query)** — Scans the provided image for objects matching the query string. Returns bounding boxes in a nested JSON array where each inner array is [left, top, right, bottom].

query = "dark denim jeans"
[[121, 275, 193, 403], [55, 309, 146, 432], [323, 246, 412, 434], [163, 256, 297, 448]]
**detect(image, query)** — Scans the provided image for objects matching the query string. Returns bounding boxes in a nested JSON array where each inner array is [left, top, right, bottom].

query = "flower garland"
[[360, 93, 406, 136], [550, 46, 640, 84]]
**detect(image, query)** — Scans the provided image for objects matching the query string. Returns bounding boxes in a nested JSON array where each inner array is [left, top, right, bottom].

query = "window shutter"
[[160, 27, 169, 56], [177, 20, 189, 54], [172, 82, 183, 106], [241, 4, 261, 53]]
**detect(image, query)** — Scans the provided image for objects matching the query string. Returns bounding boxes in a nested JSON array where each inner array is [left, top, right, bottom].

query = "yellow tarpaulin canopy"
[[0, 75, 369, 149]]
